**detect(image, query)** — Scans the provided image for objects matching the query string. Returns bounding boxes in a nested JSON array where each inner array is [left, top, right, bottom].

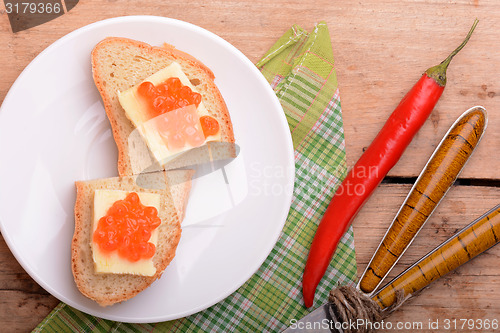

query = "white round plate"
[[0, 16, 294, 322]]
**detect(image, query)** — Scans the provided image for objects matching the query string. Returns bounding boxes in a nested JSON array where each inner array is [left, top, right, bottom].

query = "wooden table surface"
[[1, 1, 499, 332]]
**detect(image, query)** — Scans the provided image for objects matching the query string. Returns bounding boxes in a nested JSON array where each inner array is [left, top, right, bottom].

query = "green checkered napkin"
[[34, 21, 357, 332]]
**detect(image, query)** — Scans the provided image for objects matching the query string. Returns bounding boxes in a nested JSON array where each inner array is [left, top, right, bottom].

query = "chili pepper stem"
[[426, 19, 479, 86]]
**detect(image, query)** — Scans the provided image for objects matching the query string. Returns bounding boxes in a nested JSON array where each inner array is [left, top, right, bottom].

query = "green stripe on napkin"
[[34, 21, 357, 333]]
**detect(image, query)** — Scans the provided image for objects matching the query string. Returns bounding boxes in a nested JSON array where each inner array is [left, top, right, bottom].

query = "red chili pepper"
[[302, 19, 478, 308]]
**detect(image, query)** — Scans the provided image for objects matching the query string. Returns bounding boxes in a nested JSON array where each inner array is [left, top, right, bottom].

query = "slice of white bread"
[[165, 169, 194, 221], [91, 37, 236, 176], [71, 170, 193, 306]]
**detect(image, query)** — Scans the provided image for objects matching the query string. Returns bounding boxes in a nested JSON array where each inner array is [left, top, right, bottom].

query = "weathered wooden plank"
[[353, 184, 500, 333], [0, 234, 59, 332], [330, 1, 500, 181]]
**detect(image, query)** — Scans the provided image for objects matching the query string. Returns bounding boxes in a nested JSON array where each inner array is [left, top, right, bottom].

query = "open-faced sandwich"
[[91, 37, 236, 176], [71, 38, 235, 306], [71, 170, 193, 306]]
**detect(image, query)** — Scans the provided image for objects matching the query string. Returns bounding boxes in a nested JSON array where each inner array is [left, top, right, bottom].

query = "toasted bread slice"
[[165, 169, 195, 221], [91, 37, 235, 176], [71, 170, 193, 306]]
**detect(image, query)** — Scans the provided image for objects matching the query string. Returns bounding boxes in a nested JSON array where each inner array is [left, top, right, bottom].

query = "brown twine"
[[327, 285, 407, 333]]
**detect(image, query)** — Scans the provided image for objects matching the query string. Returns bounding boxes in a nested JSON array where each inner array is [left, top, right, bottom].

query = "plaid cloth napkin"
[[34, 21, 357, 333]]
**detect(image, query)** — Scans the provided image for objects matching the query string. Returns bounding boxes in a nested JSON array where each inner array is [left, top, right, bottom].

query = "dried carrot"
[[359, 106, 487, 294], [373, 204, 500, 309]]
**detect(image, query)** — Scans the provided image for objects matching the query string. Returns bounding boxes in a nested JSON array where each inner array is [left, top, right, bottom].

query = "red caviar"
[[155, 105, 206, 150], [93, 192, 161, 262], [137, 78, 220, 140], [137, 78, 202, 118], [200, 115, 220, 137]]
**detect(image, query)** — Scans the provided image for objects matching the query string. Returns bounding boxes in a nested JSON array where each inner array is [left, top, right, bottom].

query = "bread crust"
[[71, 172, 187, 306], [91, 37, 235, 177]]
